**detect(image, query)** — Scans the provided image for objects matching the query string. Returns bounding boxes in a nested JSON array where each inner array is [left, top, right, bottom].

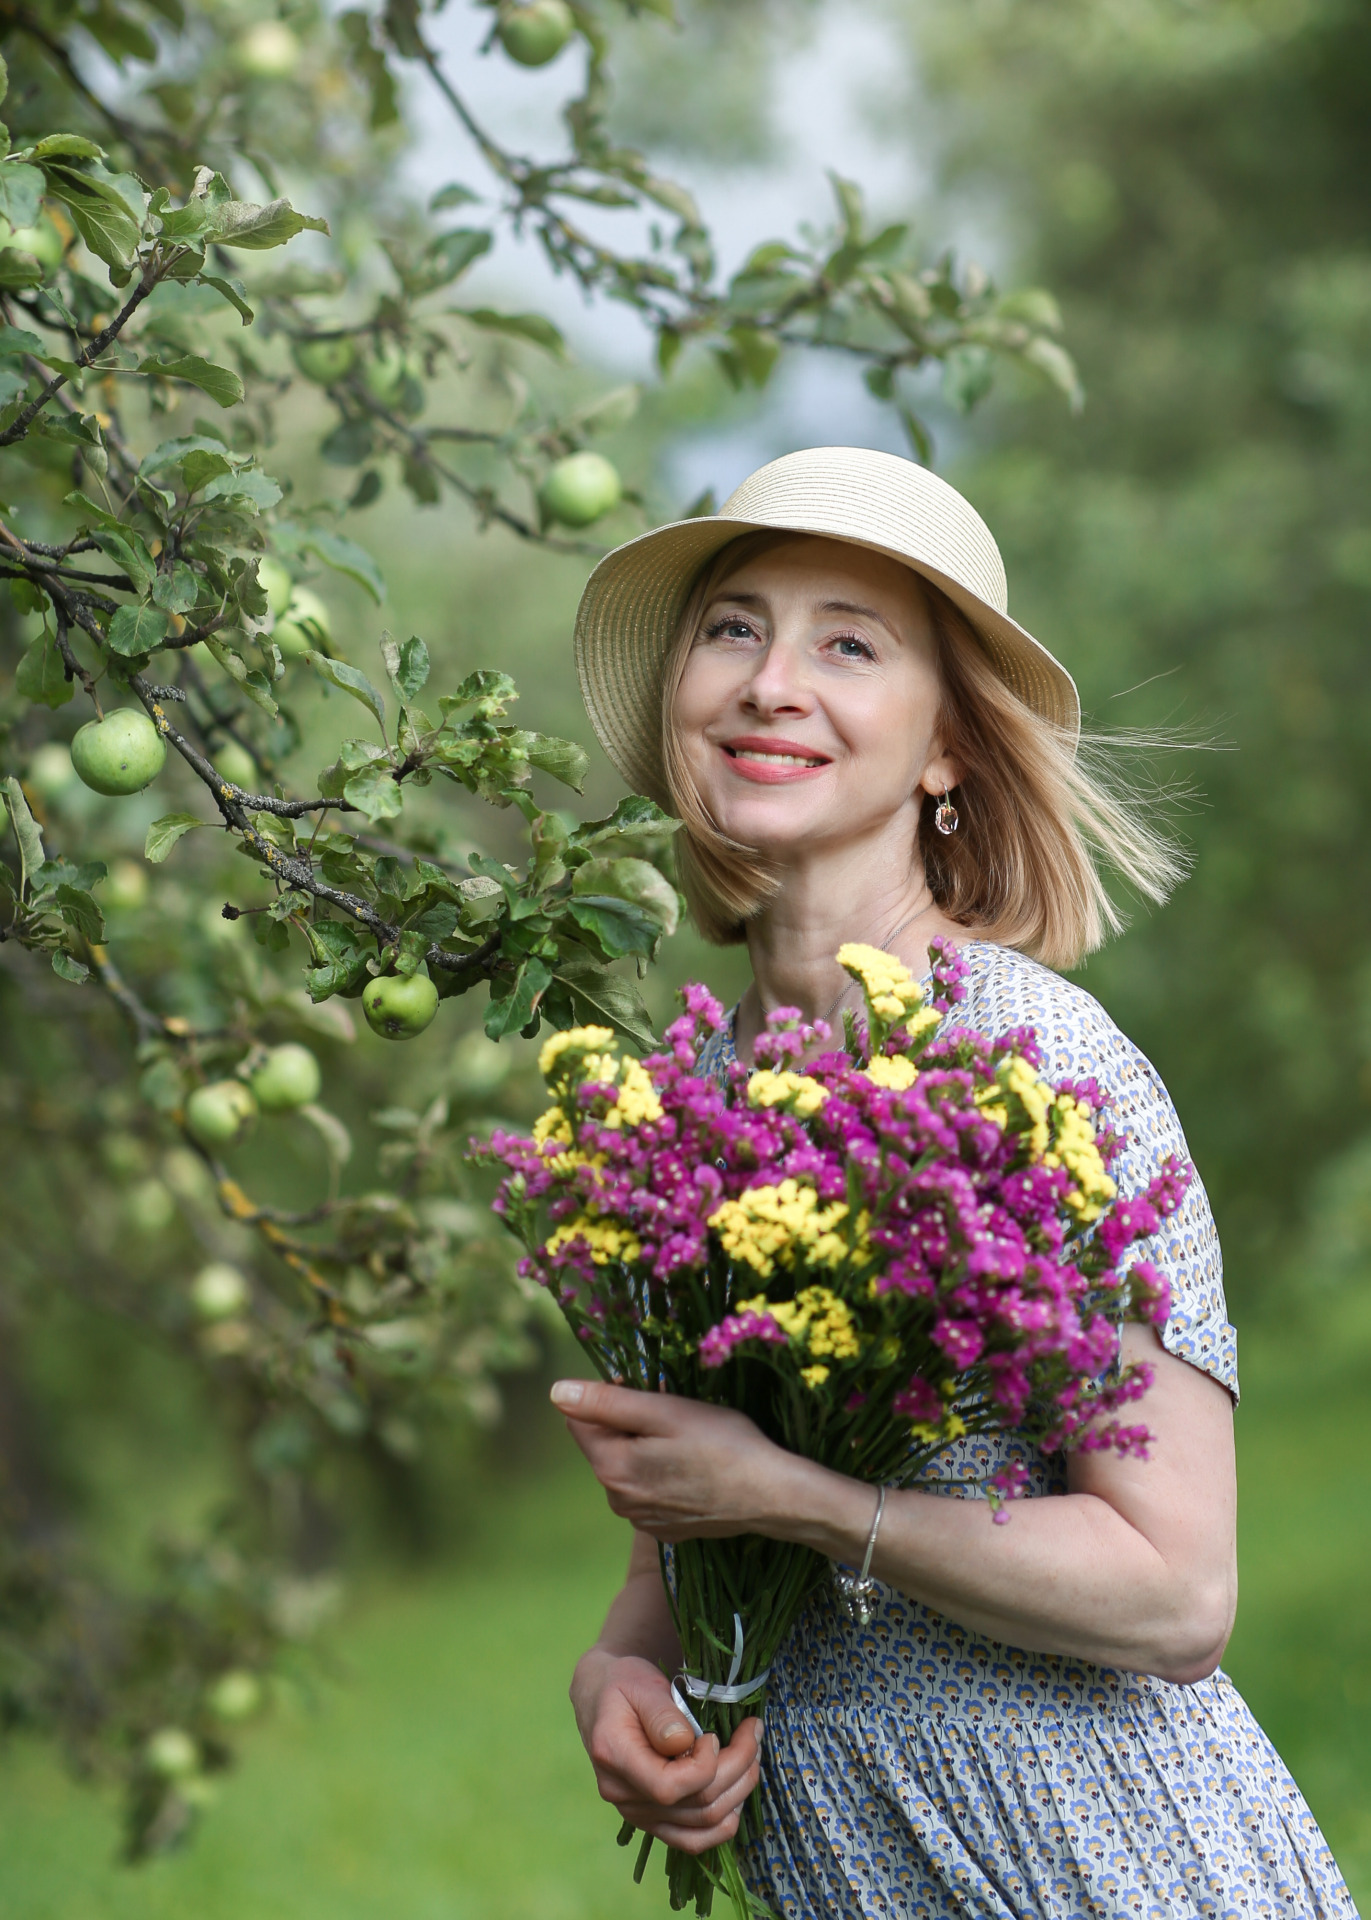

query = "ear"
[[918, 748, 964, 797]]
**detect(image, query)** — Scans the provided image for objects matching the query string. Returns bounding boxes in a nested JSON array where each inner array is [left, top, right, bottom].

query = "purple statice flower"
[[931, 1317, 985, 1367], [698, 1308, 788, 1368], [892, 1375, 942, 1423]]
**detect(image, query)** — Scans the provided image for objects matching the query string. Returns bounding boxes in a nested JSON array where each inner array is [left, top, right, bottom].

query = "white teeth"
[[732, 749, 824, 767]]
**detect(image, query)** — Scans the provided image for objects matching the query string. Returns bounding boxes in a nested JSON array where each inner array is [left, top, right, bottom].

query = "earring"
[[934, 789, 960, 837]]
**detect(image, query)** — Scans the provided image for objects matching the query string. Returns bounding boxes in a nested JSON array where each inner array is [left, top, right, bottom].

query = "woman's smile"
[[719, 733, 834, 782]]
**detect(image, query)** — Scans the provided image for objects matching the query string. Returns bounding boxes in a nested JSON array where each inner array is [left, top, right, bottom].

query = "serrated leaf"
[[107, 602, 170, 656], [198, 272, 254, 324], [51, 949, 89, 984], [151, 562, 200, 613], [429, 182, 479, 211], [205, 636, 279, 716], [381, 632, 429, 704], [453, 308, 565, 358], [145, 812, 206, 863], [92, 528, 156, 592], [55, 882, 105, 941], [341, 761, 403, 821], [180, 448, 233, 492], [2, 775, 44, 894], [296, 526, 385, 604], [149, 354, 244, 409], [209, 196, 329, 250], [202, 466, 282, 511], [523, 732, 589, 792], [0, 323, 46, 359], [1022, 335, 1085, 412], [306, 650, 386, 734], [567, 895, 662, 961], [0, 160, 44, 234], [484, 956, 551, 1041], [41, 162, 143, 269], [551, 956, 657, 1052], [15, 630, 73, 707]]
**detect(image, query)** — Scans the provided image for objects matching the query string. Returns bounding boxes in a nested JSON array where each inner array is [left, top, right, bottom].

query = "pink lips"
[[718, 735, 833, 785]]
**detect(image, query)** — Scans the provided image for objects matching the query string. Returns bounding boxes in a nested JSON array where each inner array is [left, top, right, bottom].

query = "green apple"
[[363, 970, 439, 1040], [69, 709, 166, 797], [498, 0, 575, 66], [214, 740, 258, 788], [363, 342, 410, 406], [291, 335, 357, 385], [256, 556, 295, 616], [538, 451, 622, 528], [2, 219, 65, 269], [145, 1727, 199, 1779], [26, 741, 78, 801], [207, 1670, 263, 1720], [191, 1261, 250, 1320], [249, 1042, 321, 1112], [185, 1079, 258, 1150], [272, 586, 330, 658], [125, 1177, 175, 1235], [103, 857, 149, 911], [235, 19, 301, 75]]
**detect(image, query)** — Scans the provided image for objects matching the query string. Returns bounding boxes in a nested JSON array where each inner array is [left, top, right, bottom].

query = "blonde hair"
[[660, 532, 1188, 970]]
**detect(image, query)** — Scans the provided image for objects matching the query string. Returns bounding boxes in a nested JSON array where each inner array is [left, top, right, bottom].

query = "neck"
[[736, 817, 961, 1054]]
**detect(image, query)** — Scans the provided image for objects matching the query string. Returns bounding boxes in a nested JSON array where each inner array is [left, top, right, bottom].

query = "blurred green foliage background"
[[2, 0, 1368, 1909]]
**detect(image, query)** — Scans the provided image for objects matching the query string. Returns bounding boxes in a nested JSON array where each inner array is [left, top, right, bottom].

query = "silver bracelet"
[[831, 1484, 887, 1628]]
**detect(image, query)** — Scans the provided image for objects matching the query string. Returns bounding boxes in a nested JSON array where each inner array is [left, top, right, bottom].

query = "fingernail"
[[710, 1734, 720, 1756], [663, 1719, 688, 1740], [550, 1380, 585, 1408], [755, 1723, 765, 1751]]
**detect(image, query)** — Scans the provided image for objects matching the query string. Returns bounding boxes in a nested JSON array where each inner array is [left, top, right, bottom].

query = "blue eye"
[[833, 635, 874, 660]]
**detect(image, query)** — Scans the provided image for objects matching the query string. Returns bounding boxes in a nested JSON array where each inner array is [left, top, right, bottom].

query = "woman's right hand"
[[570, 1648, 762, 1853]]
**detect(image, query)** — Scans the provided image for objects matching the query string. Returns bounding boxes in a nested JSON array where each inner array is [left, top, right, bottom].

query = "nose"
[[740, 635, 815, 719]]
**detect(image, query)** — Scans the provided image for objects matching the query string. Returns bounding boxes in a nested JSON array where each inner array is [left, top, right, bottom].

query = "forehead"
[[707, 534, 931, 632]]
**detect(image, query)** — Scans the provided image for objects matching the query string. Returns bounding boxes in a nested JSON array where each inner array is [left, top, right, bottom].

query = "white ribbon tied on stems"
[[670, 1612, 770, 1740]]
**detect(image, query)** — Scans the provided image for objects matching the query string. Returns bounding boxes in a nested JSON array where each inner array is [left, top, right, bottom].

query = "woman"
[[555, 447, 1354, 1917]]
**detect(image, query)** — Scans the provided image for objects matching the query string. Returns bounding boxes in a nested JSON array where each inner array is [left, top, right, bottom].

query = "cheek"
[[833, 670, 938, 785]]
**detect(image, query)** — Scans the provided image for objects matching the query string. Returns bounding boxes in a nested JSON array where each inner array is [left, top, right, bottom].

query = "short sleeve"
[[962, 945, 1238, 1402]]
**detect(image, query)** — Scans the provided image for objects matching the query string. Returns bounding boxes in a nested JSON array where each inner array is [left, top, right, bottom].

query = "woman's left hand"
[[551, 1379, 795, 1540]]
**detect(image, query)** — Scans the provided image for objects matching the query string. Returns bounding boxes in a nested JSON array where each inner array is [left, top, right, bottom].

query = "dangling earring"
[[933, 788, 960, 837]]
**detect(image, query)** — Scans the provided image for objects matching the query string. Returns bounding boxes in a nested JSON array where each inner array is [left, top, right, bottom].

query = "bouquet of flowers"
[[480, 939, 1188, 1918]]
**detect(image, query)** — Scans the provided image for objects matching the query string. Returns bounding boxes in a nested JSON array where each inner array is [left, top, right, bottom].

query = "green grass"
[[3, 1312, 1368, 1917]]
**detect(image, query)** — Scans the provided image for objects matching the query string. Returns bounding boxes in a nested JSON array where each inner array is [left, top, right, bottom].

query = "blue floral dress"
[[699, 940, 1356, 1920]]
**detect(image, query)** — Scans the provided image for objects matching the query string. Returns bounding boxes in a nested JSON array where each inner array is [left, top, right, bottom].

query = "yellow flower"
[[747, 1068, 830, 1117], [862, 1054, 918, 1092], [710, 1182, 851, 1278], [837, 943, 926, 1016], [800, 1364, 831, 1389], [532, 1106, 573, 1148], [538, 1026, 616, 1080], [739, 1286, 862, 1361], [544, 1215, 642, 1267], [602, 1057, 664, 1130]]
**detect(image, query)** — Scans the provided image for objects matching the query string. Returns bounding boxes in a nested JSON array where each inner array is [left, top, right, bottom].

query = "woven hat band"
[[573, 447, 1079, 804]]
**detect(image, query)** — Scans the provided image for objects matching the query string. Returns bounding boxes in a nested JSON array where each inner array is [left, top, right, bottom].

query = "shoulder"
[[960, 941, 1161, 1100]]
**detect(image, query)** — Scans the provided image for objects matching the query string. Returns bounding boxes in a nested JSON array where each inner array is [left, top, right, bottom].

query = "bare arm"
[[557, 1325, 1239, 1686]]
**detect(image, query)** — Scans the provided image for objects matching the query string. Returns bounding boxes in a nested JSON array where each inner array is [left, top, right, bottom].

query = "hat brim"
[[574, 513, 1080, 807]]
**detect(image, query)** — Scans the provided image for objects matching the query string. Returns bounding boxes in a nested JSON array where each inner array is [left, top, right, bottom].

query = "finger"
[[623, 1679, 699, 1759], [551, 1378, 682, 1434], [647, 1807, 743, 1853], [617, 1755, 758, 1829], [593, 1721, 722, 1806]]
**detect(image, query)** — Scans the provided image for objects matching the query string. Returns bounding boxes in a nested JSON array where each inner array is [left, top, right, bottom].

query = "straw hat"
[[574, 445, 1079, 804]]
